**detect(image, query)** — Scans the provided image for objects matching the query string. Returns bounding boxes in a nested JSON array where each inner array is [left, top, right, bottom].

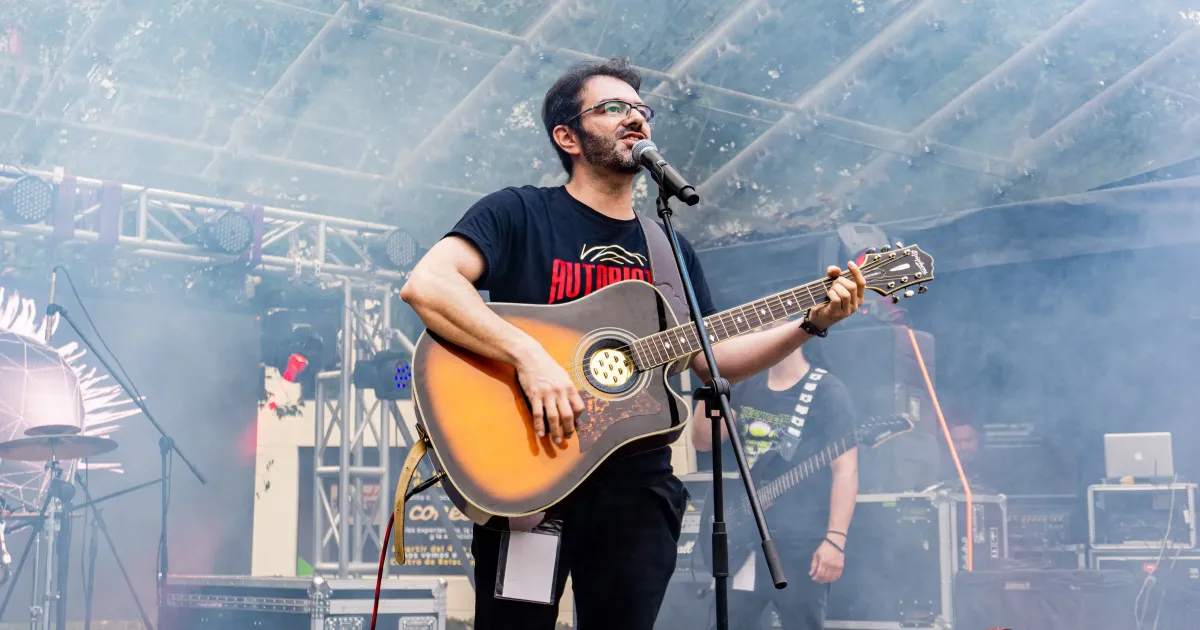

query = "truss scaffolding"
[[0, 163, 408, 282]]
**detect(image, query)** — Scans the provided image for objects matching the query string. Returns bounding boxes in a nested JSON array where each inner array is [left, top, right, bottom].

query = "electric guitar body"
[[411, 245, 936, 532]]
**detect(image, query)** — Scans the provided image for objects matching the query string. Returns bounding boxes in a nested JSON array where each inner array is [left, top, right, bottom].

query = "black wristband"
[[799, 317, 828, 338], [827, 530, 847, 538], [824, 537, 844, 553]]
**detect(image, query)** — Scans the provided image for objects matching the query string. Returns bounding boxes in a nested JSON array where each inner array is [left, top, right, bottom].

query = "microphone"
[[632, 140, 700, 206]]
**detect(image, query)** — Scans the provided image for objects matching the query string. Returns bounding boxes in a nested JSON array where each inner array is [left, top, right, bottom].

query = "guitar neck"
[[755, 436, 856, 507], [632, 276, 836, 369]]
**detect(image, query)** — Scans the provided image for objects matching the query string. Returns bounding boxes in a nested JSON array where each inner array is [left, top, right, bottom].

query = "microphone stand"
[[652, 186, 786, 630], [46, 284, 207, 630], [73, 472, 155, 630]]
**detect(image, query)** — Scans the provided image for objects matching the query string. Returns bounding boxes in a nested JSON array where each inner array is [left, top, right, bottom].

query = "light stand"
[[652, 186, 786, 630], [45, 272, 207, 630]]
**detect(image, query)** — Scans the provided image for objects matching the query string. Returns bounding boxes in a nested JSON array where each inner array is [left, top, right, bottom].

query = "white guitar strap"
[[776, 367, 827, 462]]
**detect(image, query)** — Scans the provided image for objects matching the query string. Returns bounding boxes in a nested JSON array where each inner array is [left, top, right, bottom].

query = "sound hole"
[[583, 340, 636, 395]]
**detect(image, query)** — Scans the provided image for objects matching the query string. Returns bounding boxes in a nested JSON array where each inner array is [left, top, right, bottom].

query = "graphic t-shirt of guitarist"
[[720, 367, 857, 545], [446, 184, 719, 481]]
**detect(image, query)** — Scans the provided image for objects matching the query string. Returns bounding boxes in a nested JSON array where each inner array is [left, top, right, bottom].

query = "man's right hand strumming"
[[515, 344, 585, 445], [400, 236, 586, 446]]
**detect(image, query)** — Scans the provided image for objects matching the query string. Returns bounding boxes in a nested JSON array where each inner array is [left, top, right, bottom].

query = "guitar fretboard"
[[754, 435, 855, 508], [630, 276, 837, 370]]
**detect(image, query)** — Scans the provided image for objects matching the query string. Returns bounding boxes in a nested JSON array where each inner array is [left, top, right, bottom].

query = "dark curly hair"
[[541, 57, 643, 176]]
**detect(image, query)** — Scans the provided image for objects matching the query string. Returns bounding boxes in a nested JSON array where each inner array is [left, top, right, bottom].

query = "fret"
[[804, 283, 820, 310]]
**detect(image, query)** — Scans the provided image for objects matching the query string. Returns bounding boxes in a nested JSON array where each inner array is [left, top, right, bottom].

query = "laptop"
[[1103, 432, 1175, 480]]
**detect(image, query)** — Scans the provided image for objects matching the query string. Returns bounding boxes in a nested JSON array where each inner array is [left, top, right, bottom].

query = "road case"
[[162, 575, 447, 630], [825, 490, 1008, 630]]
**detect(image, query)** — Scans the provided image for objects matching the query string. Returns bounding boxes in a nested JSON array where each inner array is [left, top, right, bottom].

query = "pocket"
[[648, 475, 690, 541]]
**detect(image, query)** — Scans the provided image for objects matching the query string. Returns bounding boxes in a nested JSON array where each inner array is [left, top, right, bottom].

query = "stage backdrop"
[[0, 275, 260, 624]]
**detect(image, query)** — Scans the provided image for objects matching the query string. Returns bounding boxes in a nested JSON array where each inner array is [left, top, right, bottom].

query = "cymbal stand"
[[0, 458, 68, 630]]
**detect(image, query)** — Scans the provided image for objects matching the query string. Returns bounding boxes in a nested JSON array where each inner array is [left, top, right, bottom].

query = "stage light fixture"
[[198, 210, 254, 255], [1, 175, 54, 225], [352, 349, 412, 401], [369, 229, 422, 271], [261, 309, 336, 396]]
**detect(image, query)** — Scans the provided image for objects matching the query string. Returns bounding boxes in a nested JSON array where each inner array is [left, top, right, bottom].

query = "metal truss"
[[0, 163, 408, 283], [312, 281, 397, 577]]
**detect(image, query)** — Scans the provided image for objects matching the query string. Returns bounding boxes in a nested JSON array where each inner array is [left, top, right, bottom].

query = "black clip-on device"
[[644, 147, 787, 630], [44, 266, 206, 630]]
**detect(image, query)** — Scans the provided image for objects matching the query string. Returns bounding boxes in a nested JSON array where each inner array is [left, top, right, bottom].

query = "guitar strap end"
[[392, 439, 430, 565]]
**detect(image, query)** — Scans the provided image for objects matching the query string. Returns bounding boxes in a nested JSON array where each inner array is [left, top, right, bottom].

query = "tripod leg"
[[92, 509, 154, 630], [0, 525, 43, 619]]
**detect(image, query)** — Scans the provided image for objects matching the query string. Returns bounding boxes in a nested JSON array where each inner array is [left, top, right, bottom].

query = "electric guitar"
[[410, 244, 935, 532], [697, 414, 915, 572]]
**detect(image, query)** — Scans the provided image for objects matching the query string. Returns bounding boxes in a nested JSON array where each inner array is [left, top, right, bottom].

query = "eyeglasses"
[[565, 99, 656, 126]]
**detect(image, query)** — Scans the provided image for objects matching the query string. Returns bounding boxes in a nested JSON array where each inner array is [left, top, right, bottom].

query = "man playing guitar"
[[694, 331, 858, 630], [399, 56, 866, 629]]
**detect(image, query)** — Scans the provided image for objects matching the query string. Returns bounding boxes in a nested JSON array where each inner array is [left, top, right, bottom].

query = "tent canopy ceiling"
[[2, 0, 1197, 248]]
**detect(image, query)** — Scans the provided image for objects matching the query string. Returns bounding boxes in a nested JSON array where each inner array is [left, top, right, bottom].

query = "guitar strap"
[[635, 213, 691, 326], [776, 367, 828, 463]]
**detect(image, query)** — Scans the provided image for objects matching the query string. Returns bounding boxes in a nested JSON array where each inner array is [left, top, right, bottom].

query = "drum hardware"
[[0, 434, 145, 630]]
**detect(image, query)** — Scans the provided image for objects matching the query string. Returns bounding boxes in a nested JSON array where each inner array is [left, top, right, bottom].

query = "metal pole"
[[338, 282, 356, 577]]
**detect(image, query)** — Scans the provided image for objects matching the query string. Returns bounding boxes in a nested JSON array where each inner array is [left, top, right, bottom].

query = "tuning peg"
[[865, 247, 877, 254], [880, 245, 891, 253], [894, 241, 904, 248], [891, 295, 900, 304], [918, 286, 928, 294], [903, 289, 915, 298]]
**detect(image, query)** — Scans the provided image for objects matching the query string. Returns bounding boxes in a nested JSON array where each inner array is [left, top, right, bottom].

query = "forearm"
[[400, 270, 539, 366], [827, 467, 858, 538], [691, 322, 814, 384]]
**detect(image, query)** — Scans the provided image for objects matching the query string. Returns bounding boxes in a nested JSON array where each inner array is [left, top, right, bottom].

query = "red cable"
[[906, 328, 973, 571], [371, 514, 395, 630]]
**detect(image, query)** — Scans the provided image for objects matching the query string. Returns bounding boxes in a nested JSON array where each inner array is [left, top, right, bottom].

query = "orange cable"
[[906, 327, 973, 572]]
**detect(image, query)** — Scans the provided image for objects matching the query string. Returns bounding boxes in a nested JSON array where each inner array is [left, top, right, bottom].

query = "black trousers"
[[471, 473, 689, 630], [725, 540, 831, 630]]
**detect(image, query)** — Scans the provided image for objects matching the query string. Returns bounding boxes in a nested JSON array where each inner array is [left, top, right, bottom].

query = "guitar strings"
[[553, 276, 844, 375]]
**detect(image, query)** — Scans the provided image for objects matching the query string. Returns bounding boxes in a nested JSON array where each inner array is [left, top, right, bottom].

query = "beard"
[[579, 127, 642, 175]]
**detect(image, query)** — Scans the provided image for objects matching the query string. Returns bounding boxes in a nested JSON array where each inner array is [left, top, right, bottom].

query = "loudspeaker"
[[953, 569, 1143, 630], [819, 324, 942, 492]]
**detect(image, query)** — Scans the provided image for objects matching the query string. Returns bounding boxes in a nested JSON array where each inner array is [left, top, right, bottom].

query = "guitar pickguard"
[[575, 389, 663, 452]]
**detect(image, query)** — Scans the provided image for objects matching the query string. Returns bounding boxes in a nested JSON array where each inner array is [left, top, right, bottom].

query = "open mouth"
[[620, 132, 645, 147]]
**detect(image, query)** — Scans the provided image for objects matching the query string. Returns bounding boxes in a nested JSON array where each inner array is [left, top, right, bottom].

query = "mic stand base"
[[653, 187, 786, 630], [74, 475, 154, 630]]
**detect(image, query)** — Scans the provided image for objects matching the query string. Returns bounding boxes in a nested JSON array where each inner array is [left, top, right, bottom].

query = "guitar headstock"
[[858, 243, 935, 303], [856, 414, 916, 448]]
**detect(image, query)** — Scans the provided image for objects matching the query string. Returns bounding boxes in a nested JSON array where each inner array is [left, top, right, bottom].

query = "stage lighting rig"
[[352, 349, 412, 401], [368, 229, 422, 271], [197, 210, 254, 255], [0, 175, 54, 225]]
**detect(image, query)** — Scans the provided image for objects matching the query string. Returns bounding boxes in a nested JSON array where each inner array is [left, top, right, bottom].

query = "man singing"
[[693, 333, 858, 630], [400, 57, 866, 629]]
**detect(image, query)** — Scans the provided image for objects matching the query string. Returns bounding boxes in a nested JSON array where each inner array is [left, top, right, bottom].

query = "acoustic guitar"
[[410, 244, 935, 532], [697, 414, 915, 573]]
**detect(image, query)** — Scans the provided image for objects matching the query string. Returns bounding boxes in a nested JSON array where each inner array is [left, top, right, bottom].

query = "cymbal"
[[0, 435, 117, 462], [24, 424, 82, 437]]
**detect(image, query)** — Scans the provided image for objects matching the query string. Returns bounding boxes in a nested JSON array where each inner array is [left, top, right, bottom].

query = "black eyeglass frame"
[[563, 99, 656, 127]]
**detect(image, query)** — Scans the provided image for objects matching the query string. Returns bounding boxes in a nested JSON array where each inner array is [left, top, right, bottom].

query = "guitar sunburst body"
[[414, 280, 689, 532], [412, 244, 936, 532]]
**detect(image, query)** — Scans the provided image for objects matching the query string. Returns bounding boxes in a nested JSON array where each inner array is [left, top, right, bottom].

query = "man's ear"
[[552, 124, 582, 159]]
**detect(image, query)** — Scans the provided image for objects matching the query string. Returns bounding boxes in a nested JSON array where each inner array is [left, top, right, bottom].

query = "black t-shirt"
[[720, 368, 857, 543], [446, 185, 718, 483]]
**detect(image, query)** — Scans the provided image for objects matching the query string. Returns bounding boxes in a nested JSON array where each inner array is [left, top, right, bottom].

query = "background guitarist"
[[693, 331, 859, 630], [399, 56, 866, 630]]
